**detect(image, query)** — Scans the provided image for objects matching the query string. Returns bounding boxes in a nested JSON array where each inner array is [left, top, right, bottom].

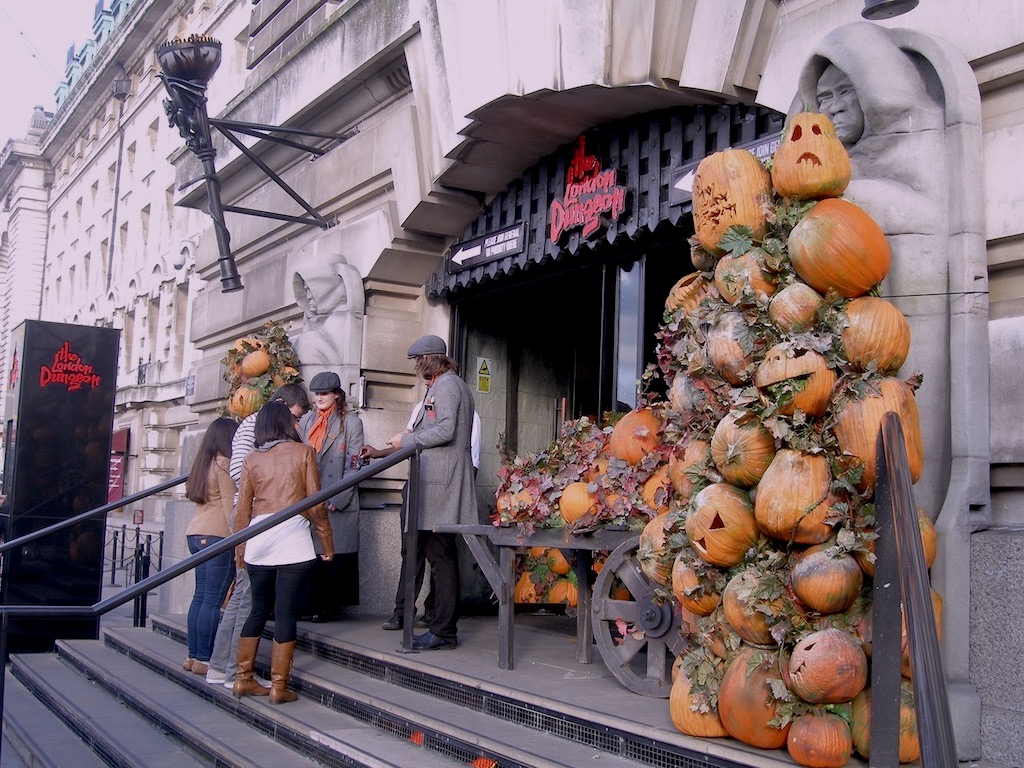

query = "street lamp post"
[[156, 35, 243, 292]]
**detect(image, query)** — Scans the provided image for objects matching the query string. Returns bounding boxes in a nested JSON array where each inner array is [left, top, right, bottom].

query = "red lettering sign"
[[549, 136, 629, 244], [39, 341, 103, 391]]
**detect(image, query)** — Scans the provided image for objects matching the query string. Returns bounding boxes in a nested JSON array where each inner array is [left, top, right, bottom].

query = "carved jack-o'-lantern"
[[771, 112, 852, 200], [753, 344, 837, 417], [692, 148, 772, 254]]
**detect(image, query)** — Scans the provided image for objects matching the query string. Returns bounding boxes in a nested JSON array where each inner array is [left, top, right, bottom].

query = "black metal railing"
[[0, 444, 419, 763], [871, 411, 957, 767]]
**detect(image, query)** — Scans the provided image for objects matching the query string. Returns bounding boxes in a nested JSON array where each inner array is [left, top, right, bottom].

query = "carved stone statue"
[[291, 251, 365, 396], [794, 21, 988, 758]]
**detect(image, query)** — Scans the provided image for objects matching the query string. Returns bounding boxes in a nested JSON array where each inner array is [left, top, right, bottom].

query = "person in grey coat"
[[298, 371, 364, 620], [386, 334, 478, 650]]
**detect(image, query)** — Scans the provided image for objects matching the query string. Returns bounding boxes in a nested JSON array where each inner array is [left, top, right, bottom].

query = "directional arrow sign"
[[447, 223, 526, 272]]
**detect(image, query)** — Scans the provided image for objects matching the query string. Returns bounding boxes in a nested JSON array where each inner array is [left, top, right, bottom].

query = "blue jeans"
[[186, 535, 234, 661], [209, 566, 251, 679]]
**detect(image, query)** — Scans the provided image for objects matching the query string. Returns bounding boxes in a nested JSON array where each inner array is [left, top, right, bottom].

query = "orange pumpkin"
[[240, 349, 271, 377], [559, 482, 597, 524], [514, 572, 539, 604], [707, 311, 760, 386], [754, 449, 835, 545], [670, 669, 729, 738], [841, 296, 911, 372], [790, 545, 863, 614], [714, 249, 777, 306], [753, 345, 836, 418], [833, 377, 924, 490], [641, 465, 672, 515], [854, 507, 937, 577], [771, 112, 852, 200], [667, 439, 711, 503], [717, 646, 791, 749], [768, 281, 825, 333], [787, 628, 868, 704], [229, 385, 265, 419], [788, 198, 891, 298], [665, 272, 715, 314], [850, 682, 920, 763], [546, 549, 571, 576], [607, 408, 662, 464], [231, 336, 264, 353], [710, 411, 776, 488], [670, 555, 720, 616], [692, 148, 772, 254], [637, 513, 674, 586], [549, 578, 578, 607], [787, 712, 854, 768], [721, 570, 780, 646], [686, 483, 759, 567], [668, 375, 717, 428]]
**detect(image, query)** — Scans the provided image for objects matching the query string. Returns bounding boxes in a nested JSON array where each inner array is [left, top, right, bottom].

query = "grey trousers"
[[208, 567, 252, 679]]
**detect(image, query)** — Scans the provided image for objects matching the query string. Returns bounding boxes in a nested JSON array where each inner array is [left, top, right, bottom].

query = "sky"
[[0, 1, 97, 145]]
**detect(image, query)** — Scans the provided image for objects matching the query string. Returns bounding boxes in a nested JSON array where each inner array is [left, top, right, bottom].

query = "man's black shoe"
[[412, 631, 457, 651], [381, 614, 402, 631], [416, 614, 434, 628]]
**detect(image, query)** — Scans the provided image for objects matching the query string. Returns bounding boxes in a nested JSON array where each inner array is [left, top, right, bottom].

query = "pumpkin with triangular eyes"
[[771, 112, 851, 200]]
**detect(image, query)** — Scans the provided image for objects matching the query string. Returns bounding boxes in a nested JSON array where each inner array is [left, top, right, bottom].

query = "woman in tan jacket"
[[233, 401, 333, 703], [183, 417, 238, 675]]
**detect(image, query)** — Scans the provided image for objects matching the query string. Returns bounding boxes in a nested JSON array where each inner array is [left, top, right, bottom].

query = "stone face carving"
[[292, 252, 365, 394], [793, 21, 988, 759]]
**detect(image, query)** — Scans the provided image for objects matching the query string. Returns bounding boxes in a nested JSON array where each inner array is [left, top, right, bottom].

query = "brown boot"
[[232, 636, 270, 698], [269, 641, 298, 704]]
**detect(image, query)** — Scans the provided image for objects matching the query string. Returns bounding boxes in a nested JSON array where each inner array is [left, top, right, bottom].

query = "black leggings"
[[241, 560, 315, 644]]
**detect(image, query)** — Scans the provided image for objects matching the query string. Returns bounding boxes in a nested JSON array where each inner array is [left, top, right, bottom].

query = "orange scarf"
[[307, 405, 335, 452]]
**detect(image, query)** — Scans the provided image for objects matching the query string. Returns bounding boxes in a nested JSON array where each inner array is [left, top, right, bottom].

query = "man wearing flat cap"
[[385, 334, 477, 650]]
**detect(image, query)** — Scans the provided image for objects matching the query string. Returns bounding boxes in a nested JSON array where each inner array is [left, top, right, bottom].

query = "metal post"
[[119, 524, 126, 571], [399, 452, 421, 652], [110, 529, 119, 585], [132, 543, 144, 627], [157, 531, 164, 571]]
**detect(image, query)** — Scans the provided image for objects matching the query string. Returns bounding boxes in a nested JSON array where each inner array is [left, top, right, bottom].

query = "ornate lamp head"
[[861, 0, 919, 19], [156, 35, 222, 86]]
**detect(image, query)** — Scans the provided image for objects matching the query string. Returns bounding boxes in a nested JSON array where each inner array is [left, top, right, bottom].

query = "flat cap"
[[308, 371, 342, 392], [407, 334, 447, 358]]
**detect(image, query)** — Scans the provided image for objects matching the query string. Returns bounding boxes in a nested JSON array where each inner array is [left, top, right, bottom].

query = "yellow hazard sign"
[[477, 357, 491, 394]]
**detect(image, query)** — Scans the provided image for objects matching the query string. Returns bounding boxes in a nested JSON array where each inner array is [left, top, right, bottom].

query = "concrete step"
[[104, 624, 650, 768], [55, 635, 455, 768], [2, 671, 109, 768], [8, 652, 210, 768]]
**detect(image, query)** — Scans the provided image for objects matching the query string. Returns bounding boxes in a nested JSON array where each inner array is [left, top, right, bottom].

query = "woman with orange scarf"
[[298, 371, 364, 620]]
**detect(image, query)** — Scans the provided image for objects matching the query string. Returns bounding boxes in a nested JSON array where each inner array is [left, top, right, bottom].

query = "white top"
[[242, 515, 315, 566], [407, 402, 481, 469]]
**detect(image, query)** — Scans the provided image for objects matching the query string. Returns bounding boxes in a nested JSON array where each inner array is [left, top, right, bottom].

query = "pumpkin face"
[[841, 296, 911, 372], [787, 712, 853, 768], [718, 647, 791, 749], [666, 272, 715, 314], [754, 449, 835, 544], [711, 411, 776, 488], [768, 282, 824, 333], [713, 249, 777, 306], [771, 112, 852, 200], [692, 148, 772, 254], [514, 572, 539, 603], [788, 628, 868, 704], [607, 408, 662, 464], [686, 483, 759, 567], [753, 345, 836, 418], [833, 377, 924, 490], [790, 545, 863, 614], [229, 384, 265, 419], [788, 198, 891, 298], [559, 481, 597, 524]]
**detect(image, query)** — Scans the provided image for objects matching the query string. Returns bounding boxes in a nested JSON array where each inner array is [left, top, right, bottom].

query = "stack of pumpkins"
[[221, 320, 303, 419], [654, 112, 937, 767]]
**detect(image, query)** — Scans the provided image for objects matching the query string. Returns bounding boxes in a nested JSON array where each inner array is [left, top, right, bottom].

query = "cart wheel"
[[591, 534, 686, 698]]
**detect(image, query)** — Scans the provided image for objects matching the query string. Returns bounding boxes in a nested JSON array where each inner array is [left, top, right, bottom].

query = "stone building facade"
[[0, 1, 1022, 763]]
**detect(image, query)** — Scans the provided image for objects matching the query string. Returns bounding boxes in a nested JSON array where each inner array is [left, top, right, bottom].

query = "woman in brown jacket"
[[233, 401, 333, 703], [183, 417, 238, 675]]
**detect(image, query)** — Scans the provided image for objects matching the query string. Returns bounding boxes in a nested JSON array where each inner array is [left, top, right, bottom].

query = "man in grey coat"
[[387, 334, 477, 650]]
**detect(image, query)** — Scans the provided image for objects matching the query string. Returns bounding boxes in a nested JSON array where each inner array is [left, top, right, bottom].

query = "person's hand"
[[320, 553, 333, 562], [235, 546, 246, 570], [386, 431, 404, 449], [360, 444, 383, 460]]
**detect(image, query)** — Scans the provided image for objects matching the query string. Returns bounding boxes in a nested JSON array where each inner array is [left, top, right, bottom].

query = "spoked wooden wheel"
[[591, 535, 686, 697]]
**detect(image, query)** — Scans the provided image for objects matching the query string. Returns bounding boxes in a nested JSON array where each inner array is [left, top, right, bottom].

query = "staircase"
[[3, 613, 799, 768]]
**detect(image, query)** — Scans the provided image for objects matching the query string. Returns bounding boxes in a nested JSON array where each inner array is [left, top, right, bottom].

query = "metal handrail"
[[871, 411, 957, 767], [0, 472, 189, 555], [0, 444, 419, 764]]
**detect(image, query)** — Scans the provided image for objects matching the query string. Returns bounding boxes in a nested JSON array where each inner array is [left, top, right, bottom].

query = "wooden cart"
[[437, 523, 686, 697]]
